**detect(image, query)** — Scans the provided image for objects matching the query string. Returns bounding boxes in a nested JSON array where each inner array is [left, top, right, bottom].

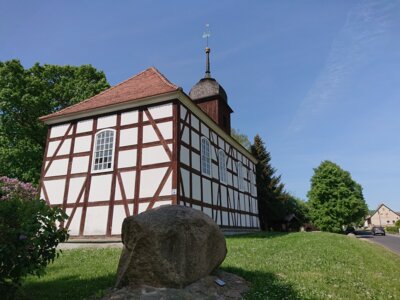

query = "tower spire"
[[202, 24, 211, 78]]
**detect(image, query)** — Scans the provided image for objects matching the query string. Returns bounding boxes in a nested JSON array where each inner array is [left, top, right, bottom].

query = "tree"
[[0, 60, 110, 183], [282, 195, 310, 225], [307, 160, 368, 233], [251, 134, 287, 230], [231, 128, 251, 151]]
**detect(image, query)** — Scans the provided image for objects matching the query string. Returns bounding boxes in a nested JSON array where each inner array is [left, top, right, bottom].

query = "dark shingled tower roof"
[[189, 47, 228, 102]]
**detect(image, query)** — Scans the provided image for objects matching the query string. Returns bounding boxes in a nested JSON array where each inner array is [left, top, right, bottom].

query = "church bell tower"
[[189, 40, 233, 135]]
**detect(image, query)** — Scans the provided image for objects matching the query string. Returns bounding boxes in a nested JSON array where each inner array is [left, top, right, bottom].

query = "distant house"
[[365, 204, 400, 227]]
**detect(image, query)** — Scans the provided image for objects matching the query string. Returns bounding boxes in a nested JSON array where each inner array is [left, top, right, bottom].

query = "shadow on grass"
[[221, 266, 300, 300], [226, 231, 289, 240], [18, 274, 116, 300]]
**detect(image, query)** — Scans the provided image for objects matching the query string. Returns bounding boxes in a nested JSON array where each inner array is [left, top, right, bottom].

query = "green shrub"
[[385, 226, 399, 234], [395, 220, 400, 227], [0, 177, 69, 299]]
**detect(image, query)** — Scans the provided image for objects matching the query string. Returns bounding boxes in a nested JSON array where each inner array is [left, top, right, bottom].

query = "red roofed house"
[[39, 48, 259, 237]]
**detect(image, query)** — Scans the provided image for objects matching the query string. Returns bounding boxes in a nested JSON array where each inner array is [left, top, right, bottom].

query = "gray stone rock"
[[115, 205, 227, 288], [103, 270, 249, 300]]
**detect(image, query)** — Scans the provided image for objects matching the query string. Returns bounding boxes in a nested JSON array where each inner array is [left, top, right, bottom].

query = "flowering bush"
[[0, 176, 37, 201], [0, 177, 69, 298]]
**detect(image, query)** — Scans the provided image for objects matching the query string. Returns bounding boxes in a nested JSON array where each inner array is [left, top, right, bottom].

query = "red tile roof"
[[40, 67, 179, 121]]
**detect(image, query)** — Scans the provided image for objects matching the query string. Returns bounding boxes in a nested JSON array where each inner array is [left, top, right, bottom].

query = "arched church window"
[[218, 149, 227, 183], [92, 129, 116, 172], [201, 137, 211, 176]]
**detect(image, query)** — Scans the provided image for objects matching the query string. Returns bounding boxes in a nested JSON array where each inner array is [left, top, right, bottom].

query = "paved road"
[[357, 231, 400, 255]]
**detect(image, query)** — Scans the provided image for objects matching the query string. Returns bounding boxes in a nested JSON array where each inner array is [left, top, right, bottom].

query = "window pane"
[[93, 129, 115, 171]]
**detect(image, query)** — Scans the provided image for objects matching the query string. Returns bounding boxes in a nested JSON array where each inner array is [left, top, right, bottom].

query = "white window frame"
[[218, 149, 227, 184], [237, 161, 244, 191], [201, 136, 212, 177], [92, 128, 116, 173]]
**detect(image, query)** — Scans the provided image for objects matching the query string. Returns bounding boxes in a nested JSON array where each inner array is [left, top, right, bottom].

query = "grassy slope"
[[20, 232, 400, 300]]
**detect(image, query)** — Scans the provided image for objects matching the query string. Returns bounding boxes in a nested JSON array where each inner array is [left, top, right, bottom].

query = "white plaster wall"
[[228, 188, 234, 209], [142, 145, 170, 165], [118, 149, 137, 168], [222, 211, 228, 226], [76, 119, 93, 133], [84, 206, 108, 235], [120, 128, 138, 146], [227, 172, 233, 186], [66, 207, 82, 236], [71, 156, 89, 174], [74, 136, 92, 153], [119, 171, 136, 199], [203, 207, 212, 219], [138, 202, 148, 214], [191, 132, 200, 150], [192, 173, 201, 200], [201, 123, 209, 137], [46, 159, 69, 177], [148, 103, 172, 119], [191, 152, 200, 171], [112, 205, 127, 235], [218, 136, 225, 149], [212, 182, 218, 205], [88, 174, 112, 201], [180, 145, 190, 166], [191, 115, 199, 130], [240, 214, 245, 227], [160, 171, 172, 196], [57, 139, 71, 156], [211, 132, 217, 145], [212, 163, 219, 180], [44, 179, 66, 204], [121, 110, 138, 126], [202, 178, 212, 204], [215, 209, 220, 225], [153, 200, 172, 208], [180, 106, 187, 120], [50, 124, 70, 138], [158, 122, 173, 140], [221, 186, 227, 208], [211, 145, 217, 161], [47, 140, 61, 157], [142, 125, 158, 143], [97, 115, 116, 129], [67, 177, 86, 203], [192, 204, 201, 211], [143, 122, 172, 143], [139, 167, 168, 198], [180, 168, 190, 198], [181, 126, 189, 144]]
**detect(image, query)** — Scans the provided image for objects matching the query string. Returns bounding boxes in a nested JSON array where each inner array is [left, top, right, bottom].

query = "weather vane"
[[202, 24, 211, 48]]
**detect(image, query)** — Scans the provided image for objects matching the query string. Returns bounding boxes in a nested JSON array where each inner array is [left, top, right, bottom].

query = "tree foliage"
[[251, 134, 287, 230], [307, 160, 368, 233], [231, 128, 251, 151], [0, 177, 69, 298], [0, 60, 110, 183]]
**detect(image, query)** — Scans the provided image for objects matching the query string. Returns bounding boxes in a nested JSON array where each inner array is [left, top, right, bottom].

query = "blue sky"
[[1, 0, 400, 211]]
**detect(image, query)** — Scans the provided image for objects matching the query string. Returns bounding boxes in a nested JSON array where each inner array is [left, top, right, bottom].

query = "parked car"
[[344, 226, 356, 235], [371, 226, 386, 236]]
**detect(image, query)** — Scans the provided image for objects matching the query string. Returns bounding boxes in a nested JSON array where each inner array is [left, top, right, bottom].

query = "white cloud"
[[289, 0, 396, 133]]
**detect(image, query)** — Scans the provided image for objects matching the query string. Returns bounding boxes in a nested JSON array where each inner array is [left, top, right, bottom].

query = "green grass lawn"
[[19, 232, 400, 299]]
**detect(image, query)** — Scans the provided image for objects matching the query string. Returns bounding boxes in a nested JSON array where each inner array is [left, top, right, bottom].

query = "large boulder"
[[115, 205, 227, 288]]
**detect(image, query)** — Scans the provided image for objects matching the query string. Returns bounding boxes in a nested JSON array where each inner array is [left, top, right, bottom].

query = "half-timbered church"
[[39, 47, 259, 237]]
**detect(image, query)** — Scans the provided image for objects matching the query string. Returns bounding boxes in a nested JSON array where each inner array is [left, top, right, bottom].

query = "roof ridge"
[[149, 66, 179, 89], [53, 67, 155, 115]]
